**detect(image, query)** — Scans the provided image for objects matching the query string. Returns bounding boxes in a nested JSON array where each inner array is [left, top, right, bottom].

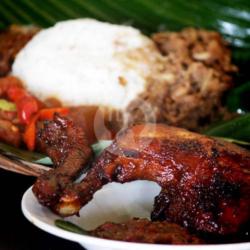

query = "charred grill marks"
[[32, 114, 92, 208], [33, 123, 250, 237]]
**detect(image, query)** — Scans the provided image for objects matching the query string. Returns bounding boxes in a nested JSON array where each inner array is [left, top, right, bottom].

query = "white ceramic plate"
[[22, 180, 250, 250]]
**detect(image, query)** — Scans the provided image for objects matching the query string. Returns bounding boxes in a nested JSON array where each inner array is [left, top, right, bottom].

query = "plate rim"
[[21, 186, 250, 250]]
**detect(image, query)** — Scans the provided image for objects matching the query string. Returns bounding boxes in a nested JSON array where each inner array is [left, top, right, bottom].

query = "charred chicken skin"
[[33, 114, 92, 208], [33, 118, 250, 236]]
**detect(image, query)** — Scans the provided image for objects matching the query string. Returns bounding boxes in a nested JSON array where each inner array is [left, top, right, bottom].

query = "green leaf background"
[[0, 0, 250, 61]]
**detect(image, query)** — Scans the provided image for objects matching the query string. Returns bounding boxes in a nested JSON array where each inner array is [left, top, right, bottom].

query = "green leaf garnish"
[[0, 99, 16, 112], [55, 219, 88, 235]]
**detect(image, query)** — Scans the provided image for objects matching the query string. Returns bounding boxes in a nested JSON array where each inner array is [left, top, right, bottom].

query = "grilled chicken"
[[33, 114, 92, 208], [33, 118, 250, 235]]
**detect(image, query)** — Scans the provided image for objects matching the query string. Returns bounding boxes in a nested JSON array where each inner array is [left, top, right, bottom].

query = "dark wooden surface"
[[0, 169, 83, 250]]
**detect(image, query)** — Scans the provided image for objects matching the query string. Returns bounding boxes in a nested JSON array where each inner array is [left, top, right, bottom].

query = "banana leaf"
[[226, 81, 250, 113], [213, 137, 250, 146], [0, 0, 250, 63], [0, 142, 52, 164], [0, 0, 249, 100], [204, 114, 250, 142]]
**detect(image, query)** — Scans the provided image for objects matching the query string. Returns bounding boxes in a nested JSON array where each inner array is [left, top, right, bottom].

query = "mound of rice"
[[12, 19, 162, 110]]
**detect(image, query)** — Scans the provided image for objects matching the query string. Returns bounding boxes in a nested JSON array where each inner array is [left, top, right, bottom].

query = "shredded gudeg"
[[127, 28, 237, 130]]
